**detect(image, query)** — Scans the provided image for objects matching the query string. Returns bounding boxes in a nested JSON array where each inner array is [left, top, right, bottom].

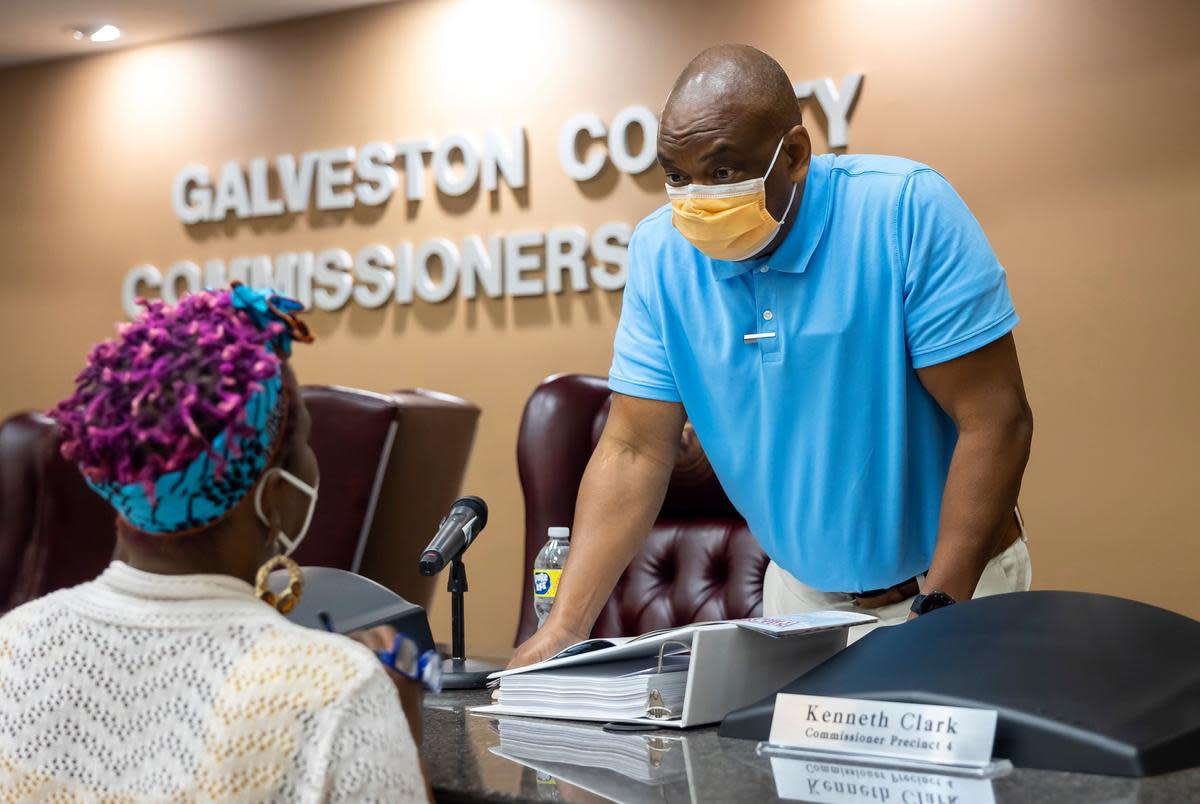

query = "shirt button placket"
[[758, 268, 781, 361]]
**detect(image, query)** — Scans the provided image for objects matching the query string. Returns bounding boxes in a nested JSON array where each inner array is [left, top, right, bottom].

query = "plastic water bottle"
[[533, 527, 570, 629]]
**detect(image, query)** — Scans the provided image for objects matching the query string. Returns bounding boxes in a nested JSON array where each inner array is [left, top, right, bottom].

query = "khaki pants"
[[763, 532, 1032, 644]]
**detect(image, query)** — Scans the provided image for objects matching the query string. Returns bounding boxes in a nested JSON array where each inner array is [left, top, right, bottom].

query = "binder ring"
[[646, 640, 691, 720], [655, 640, 690, 674]]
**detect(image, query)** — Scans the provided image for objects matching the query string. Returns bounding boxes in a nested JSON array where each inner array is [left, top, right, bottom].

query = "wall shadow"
[[346, 302, 388, 339], [511, 294, 552, 329], [183, 212, 301, 243], [391, 302, 412, 335], [465, 294, 509, 330], [602, 287, 624, 317], [435, 184, 481, 217], [633, 167, 663, 194], [306, 203, 389, 230], [412, 295, 458, 332], [576, 161, 621, 200], [490, 184, 530, 212], [305, 308, 346, 339], [550, 288, 602, 325]]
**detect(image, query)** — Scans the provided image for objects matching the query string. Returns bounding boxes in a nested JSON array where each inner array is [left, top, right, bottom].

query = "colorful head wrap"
[[49, 284, 313, 535]]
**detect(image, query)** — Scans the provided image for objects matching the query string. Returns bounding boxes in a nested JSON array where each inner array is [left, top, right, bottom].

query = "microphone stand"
[[440, 556, 502, 689]]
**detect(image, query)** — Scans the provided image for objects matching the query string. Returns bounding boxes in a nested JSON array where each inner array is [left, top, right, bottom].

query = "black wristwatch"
[[910, 591, 956, 616]]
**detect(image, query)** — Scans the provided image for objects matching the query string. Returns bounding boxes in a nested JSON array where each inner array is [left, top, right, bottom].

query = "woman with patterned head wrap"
[[0, 285, 429, 802]]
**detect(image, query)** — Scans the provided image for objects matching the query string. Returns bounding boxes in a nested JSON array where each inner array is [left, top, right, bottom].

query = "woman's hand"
[[348, 625, 425, 745]]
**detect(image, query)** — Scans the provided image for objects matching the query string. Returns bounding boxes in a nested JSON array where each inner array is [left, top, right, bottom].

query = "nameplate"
[[769, 694, 998, 768], [769, 756, 996, 804]]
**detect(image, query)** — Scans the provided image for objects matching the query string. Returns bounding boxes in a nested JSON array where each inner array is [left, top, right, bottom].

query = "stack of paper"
[[496, 655, 690, 721], [493, 718, 687, 785]]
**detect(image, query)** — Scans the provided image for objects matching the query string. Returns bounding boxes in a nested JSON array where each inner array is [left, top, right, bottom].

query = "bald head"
[[657, 45, 812, 258], [662, 44, 801, 138]]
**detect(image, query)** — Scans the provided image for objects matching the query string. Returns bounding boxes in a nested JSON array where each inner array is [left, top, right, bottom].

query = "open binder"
[[475, 613, 873, 728]]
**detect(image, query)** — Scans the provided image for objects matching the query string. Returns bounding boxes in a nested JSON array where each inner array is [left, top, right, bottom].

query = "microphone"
[[419, 496, 488, 576]]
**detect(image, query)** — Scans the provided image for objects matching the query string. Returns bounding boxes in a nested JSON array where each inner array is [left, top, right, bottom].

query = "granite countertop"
[[421, 689, 1200, 804]]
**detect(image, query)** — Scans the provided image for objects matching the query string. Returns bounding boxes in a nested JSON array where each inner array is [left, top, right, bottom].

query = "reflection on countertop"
[[421, 690, 1200, 804]]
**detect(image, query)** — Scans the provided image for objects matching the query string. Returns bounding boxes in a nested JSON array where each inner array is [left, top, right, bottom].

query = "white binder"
[[474, 617, 865, 728]]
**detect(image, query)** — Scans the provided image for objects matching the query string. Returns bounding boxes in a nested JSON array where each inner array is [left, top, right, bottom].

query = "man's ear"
[[784, 124, 812, 183]]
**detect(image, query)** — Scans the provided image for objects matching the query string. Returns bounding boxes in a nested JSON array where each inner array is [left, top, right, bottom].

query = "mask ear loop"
[[775, 181, 798, 225], [254, 467, 320, 556], [763, 135, 787, 179]]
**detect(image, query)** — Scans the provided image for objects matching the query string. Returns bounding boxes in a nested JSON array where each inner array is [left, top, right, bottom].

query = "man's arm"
[[508, 393, 686, 668], [916, 333, 1033, 607]]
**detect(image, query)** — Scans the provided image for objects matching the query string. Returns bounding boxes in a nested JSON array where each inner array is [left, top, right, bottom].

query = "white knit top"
[[0, 562, 425, 803]]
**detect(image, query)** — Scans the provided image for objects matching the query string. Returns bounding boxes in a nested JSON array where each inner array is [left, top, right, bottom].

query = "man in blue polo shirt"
[[512, 45, 1033, 666]]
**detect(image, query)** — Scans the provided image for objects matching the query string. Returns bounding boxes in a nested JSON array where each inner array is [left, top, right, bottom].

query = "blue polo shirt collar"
[[709, 154, 834, 280]]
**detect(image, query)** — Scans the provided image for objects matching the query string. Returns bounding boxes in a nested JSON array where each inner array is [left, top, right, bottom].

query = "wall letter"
[[546, 226, 589, 293], [315, 147, 357, 210], [811, 73, 863, 148], [590, 221, 631, 291], [482, 126, 527, 191], [460, 234, 503, 299], [248, 157, 284, 217], [504, 230, 546, 297], [171, 164, 212, 224], [277, 151, 319, 212], [414, 238, 461, 303], [210, 161, 252, 221], [160, 260, 202, 304], [558, 112, 607, 181], [313, 248, 354, 310], [355, 142, 399, 206], [608, 105, 658, 175], [202, 259, 227, 289], [396, 139, 433, 202], [433, 134, 481, 197], [272, 252, 314, 308], [122, 264, 161, 318], [354, 244, 397, 308], [395, 241, 415, 304], [227, 256, 254, 285]]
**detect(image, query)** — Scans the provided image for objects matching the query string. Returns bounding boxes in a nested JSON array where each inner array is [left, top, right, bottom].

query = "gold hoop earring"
[[255, 552, 304, 614]]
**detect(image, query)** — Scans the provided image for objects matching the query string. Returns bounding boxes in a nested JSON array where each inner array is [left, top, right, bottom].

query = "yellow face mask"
[[667, 136, 797, 262]]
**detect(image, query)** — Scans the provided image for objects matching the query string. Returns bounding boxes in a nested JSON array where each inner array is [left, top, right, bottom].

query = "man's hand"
[[348, 625, 424, 745], [508, 621, 590, 670]]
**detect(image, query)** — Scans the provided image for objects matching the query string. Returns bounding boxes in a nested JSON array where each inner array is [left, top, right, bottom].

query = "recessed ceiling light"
[[67, 24, 121, 43], [89, 24, 121, 42]]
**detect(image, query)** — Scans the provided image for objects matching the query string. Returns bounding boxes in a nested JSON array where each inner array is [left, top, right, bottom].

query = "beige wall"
[[2, 0, 1198, 654]]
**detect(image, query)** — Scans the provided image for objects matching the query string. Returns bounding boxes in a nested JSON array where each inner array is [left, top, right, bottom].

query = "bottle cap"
[[547, 526, 570, 540]]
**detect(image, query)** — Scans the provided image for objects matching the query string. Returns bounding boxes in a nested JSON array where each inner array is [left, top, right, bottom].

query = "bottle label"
[[533, 569, 561, 598]]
